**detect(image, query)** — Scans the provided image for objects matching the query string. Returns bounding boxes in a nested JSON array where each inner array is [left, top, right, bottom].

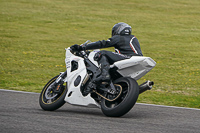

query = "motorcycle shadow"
[[38, 104, 155, 119], [50, 104, 104, 117], [56, 108, 154, 119]]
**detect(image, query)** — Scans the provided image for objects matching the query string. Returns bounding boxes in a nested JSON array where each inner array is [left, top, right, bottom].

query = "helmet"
[[112, 22, 132, 37]]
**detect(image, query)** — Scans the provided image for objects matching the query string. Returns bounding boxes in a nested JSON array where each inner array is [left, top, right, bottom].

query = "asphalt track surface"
[[0, 89, 200, 133]]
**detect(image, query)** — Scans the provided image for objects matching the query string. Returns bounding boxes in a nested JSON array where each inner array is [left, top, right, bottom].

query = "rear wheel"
[[100, 77, 139, 117], [39, 75, 68, 111]]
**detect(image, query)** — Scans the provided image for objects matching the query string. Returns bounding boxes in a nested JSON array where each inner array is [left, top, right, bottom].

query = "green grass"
[[0, 0, 199, 108]]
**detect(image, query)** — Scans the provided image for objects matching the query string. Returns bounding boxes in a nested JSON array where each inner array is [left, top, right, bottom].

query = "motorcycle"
[[39, 40, 156, 117]]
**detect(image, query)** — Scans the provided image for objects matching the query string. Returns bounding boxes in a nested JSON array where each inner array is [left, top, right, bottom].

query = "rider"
[[70, 22, 143, 85]]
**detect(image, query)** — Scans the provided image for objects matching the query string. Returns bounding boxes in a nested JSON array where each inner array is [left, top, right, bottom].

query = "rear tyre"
[[100, 77, 139, 117], [39, 75, 68, 111]]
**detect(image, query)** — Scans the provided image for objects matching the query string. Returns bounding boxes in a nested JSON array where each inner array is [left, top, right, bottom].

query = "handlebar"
[[69, 47, 89, 58], [81, 40, 91, 46], [70, 40, 92, 57]]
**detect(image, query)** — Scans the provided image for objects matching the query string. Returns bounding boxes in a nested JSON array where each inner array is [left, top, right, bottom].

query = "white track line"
[[0, 89, 39, 94], [136, 103, 200, 111], [1, 89, 200, 111]]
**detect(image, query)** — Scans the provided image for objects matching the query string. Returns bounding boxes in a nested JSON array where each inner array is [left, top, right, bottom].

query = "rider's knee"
[[94, 52, 101, 61]]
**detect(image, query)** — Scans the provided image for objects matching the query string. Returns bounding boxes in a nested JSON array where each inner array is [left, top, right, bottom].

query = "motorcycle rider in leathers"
[[70, 22, 143, 89]]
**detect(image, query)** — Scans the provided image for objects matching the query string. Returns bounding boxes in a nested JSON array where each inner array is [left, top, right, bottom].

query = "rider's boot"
[[94, 55, 111, 84], [82, 54, 111, 96]]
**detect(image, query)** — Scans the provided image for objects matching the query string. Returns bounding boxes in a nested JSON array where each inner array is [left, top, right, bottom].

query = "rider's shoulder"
[[109, 35, 121, 41]]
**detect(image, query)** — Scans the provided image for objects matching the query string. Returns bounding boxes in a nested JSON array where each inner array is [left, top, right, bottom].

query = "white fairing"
[[63, 47, 156, 108], [113, 56, 156, 80], [64, 48, 100, 108]]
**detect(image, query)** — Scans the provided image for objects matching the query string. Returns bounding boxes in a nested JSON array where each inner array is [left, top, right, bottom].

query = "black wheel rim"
[[104, 81, 129, 108], [42, 79, 66, 104]]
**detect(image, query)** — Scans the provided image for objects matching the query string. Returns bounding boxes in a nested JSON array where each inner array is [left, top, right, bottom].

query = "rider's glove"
[[70, 44, 83, 52]]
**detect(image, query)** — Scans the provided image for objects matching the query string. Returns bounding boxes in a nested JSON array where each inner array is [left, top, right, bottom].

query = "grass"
[[0, 0, 199, 108]]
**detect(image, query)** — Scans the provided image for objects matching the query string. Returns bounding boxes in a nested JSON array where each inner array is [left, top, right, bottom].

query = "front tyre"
[[39, 75, 68, 111], [101, 77, 139, 117]]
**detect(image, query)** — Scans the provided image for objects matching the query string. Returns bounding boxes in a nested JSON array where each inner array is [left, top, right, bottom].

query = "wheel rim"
[[42, 78, 66, 104], [104, 81, 129, 108], [45, 83, 58, 100]]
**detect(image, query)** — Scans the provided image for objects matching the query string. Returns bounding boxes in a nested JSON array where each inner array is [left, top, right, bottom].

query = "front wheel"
[[39, 75, 68, 111], [100, 77, 139, 117]]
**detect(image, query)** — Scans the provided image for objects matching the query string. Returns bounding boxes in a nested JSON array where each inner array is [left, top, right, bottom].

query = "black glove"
[[70, 44, 83, 52]]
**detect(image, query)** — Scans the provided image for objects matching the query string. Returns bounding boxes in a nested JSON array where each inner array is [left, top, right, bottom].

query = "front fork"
[[55, 71, 67, 83], [53, 71, 67, 94]]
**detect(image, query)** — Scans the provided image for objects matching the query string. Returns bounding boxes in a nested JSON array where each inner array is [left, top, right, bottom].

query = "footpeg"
[[107, 89, 116, 94]]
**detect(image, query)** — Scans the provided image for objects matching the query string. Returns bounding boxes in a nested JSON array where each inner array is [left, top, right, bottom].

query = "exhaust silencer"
[[139, 80, 154, 94]]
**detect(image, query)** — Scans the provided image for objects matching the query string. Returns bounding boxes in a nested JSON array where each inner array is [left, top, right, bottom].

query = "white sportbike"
[[39, 41, 156, 117]]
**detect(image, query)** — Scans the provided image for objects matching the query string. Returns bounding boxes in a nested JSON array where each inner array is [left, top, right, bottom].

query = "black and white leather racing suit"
[[84, 34, 143, 64], [83, 34, 143, 84]]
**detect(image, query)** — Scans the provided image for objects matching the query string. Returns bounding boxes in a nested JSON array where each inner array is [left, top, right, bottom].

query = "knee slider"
[[94, 52, 102, 61]]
